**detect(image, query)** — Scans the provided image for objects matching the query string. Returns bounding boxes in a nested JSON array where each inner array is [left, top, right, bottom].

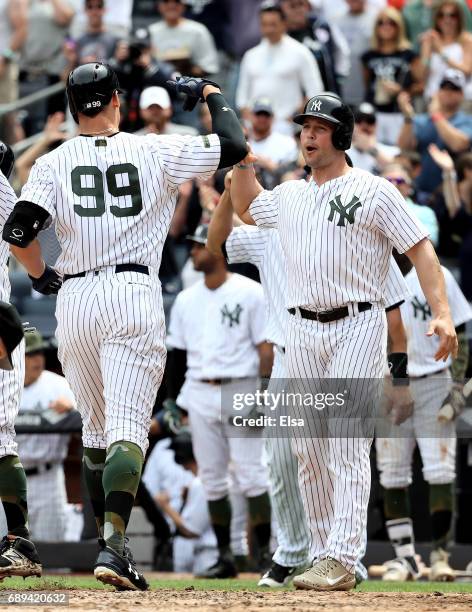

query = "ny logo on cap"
[[310, 99, 322, 112]]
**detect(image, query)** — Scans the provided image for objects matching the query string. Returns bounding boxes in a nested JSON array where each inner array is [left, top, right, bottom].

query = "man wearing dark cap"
[[166, 224, 273, 578], [248, 98, 299, 189], [398, 68, 472, 194], [348, 102, 398, 174]]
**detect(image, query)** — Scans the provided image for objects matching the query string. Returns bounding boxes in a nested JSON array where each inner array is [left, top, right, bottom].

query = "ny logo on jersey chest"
[[327, 194, 362, 227], [411, 296, 431, 321], [221, 304, 243, 327]]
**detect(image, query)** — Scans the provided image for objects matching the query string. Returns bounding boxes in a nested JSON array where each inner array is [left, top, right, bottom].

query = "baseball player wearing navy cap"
[[231, 91, 457, 591]]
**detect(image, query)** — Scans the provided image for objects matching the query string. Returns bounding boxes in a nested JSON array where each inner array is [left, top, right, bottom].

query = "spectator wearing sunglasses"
[[361, 7, 422, 145], [382, 163, 439, 246], [402, 0, 472, 52], [398, 68, 472, 194], [420, 0, 472, 104], [348, 102, 399, 174]]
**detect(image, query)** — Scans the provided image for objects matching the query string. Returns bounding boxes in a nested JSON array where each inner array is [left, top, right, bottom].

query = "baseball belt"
[[288, 302, 372, 323], [64, 263, 149, 282]]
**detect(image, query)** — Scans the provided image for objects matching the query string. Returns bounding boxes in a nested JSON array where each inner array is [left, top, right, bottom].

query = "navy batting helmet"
[[293, 92, 354, 151], [0, 141, 14, 179], [66, 62, 121, 123]]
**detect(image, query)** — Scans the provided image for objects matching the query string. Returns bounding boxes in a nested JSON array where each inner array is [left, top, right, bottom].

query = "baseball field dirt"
[[2, 574, 472, 611]]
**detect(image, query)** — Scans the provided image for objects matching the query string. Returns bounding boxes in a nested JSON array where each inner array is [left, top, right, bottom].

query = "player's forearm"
[[206, 190, 233, 256], [386, 307, 407, 353], [10, 240, 46, 279], [397, 122, 416, 150], [258, 342, 274, 379], [406, 239, 450, 318], [205, 92, 247, 168], [162, 505, 198, 539], [231, 165, 263, 218]]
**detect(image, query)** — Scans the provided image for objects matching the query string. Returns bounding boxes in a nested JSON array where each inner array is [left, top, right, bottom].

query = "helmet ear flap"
[[332, 124, 352, 151]]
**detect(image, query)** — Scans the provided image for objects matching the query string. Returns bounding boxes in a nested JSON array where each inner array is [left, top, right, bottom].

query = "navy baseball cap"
[[186, 224, 208, 245], [0, 302, 24, 370]]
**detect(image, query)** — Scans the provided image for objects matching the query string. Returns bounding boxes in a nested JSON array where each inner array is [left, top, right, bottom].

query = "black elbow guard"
[[2, 201, 50, 247]]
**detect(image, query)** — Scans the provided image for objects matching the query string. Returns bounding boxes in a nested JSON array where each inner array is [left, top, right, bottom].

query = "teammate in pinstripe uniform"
[[0, 141, 42, 581], [208, 171, 412, 587], [2, 64, 249, 590], [377, 254, 472, 583], [231, 92, 458, 591]]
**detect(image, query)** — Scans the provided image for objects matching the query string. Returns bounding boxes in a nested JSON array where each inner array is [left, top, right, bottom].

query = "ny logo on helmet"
[[310, 99, 322, 112], [327, 195, 362, 227]]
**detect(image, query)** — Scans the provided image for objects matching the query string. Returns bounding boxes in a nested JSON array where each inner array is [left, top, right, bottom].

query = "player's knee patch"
[[103, 441, 143, 497]]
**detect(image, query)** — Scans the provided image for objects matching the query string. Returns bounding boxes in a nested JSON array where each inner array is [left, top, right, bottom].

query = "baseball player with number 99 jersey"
[[3, 63, 249, 590]]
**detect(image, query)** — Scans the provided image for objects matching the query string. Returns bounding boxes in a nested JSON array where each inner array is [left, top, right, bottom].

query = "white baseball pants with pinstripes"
[[376, 370, 456, 488], [0, 340, 25, 458], [55, 267, 166, 456], [265, 348, 310, 568], [285, 306, 387, 573]]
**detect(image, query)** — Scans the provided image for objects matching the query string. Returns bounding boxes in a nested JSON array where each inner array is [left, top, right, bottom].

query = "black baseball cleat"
[[94, 538, 149, 591], [0, 535, 42, 580], [195, 554, 238, 579], [258, 561, 298, 587]]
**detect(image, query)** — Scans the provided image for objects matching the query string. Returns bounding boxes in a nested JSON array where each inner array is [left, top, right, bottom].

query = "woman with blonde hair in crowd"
[[362, 6, 422, 145], [421, 0, 472, 104]]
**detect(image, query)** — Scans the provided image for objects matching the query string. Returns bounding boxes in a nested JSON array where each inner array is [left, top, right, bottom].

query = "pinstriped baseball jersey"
[[19, 132, 221, 275], [224, 225, 410, 346], [0, 170, 16, 302], [400, 267, 472, 377], [249, 168, 428, 311]]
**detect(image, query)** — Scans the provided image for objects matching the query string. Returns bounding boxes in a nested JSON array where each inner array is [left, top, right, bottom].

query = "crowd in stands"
[[1, 0, 472, 571]]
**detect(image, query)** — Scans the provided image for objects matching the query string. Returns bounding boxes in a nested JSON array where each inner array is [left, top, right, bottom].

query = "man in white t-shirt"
[[248, 98, 300, 189], [16, 331, 76, 542], [348, 103, 399, 174], [167, 224, 273, 578], [155, 430, 219, 574], [236, 4, 323, 135]]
